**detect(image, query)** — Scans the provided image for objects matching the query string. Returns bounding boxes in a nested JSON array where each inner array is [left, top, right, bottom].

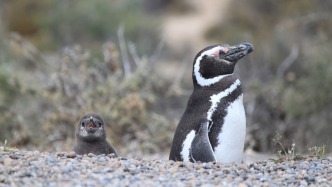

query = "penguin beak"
[[87, 117, 97, 129], [87, 122, 97, 129], [222, 43, 253, 63]]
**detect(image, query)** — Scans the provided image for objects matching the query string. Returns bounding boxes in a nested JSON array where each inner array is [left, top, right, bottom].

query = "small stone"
[[300, 180, 308, 186], [0, 175, 5, 183], [203, 163, 212, 169], [56, 152, 66, 157], [321, 159, 329, 164], [195, 164, 203, 170], [300, 161, 310, 170], [168, 160, 175, 165], [175, 162, 185, 168], [184, 162, 194, 170], [9, 154, 19, 159], [88, 153, 95, 157], [223, 169, 231, 174], [67, 151, 76, 158], [238, 182, 248, 187], [108, 153, 117, 158], [3, 157, 13, 166], [103, 167, 115, 173], [307, 176, 316, 183], [311, 157, 318, 161], [259, 177, 267, 182]]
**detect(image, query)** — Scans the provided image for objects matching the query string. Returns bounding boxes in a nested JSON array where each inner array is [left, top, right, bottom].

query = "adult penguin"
[[169, 43, 253, 163]]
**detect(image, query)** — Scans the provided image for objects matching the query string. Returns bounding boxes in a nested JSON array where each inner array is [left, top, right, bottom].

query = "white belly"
[[214, 94, 246, 163]]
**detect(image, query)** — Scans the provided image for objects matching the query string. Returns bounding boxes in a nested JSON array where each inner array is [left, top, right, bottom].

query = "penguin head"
[[76, 113, 107, 142], [193, 43, 253, 87]]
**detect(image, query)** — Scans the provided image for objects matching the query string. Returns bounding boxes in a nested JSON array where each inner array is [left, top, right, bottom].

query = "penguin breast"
[[213, 94, 246, 163]]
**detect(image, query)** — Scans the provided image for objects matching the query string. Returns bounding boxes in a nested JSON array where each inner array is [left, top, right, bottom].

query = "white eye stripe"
[[194, 46, 233, 87]]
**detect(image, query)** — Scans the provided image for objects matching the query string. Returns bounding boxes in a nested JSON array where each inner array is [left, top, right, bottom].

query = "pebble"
[[3, 157, 13, 166], [108, 153, 117, 158], [67, 151, 76, 158], [0, 150, 331, 186]]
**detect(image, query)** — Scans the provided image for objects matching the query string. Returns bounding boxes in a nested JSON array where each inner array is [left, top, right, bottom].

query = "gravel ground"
[[1, 148, 331, 187]]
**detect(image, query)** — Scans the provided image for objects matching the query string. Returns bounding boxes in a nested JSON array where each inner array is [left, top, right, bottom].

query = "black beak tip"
[[242, 43, 254, 53]]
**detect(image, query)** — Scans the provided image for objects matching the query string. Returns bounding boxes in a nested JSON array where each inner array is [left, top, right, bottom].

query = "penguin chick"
[[73, 113, 117, 156]]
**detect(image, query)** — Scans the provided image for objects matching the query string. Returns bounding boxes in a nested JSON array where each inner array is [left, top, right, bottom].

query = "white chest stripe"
[[207, 79, 241, 122], [194, 46, 233, 87], [180, 80, 241, 161], [181, 130, 196, 161]]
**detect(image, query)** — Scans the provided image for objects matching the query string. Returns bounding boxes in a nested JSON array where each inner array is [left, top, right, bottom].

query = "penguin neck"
[[193, 74, 239, 90], [78, 136, 106, 144], [193, 73, 234, 88]]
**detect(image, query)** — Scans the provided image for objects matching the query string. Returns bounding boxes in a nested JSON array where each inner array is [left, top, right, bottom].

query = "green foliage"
[[2, 139, 18, 152], [2, 0, 43, 35], [0, 31, 172, 154], [0, 71, 18, 105], [39, 0, 159, 51], [3, 140, 9, 152], [206, 0, 332, 153], [2, 0, 159, 52], [271, 131, 304, 163], [270, 132, 327, 162], [283, 47, 332, 118], [308, 145, 327, 159], [0, 105, 30, 147], [0, 0, 167, 154]]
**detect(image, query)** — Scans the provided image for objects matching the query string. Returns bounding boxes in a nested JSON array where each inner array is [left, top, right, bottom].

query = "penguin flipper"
[[189, 119, 216, 163]]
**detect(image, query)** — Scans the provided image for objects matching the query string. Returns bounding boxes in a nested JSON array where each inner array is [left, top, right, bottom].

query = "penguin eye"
[[98, 122, 102, 127], [219, 50, 226, 56], [81, 122, 85, 127]]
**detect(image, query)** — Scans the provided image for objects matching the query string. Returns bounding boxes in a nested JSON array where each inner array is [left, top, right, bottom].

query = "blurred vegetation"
[[0, 0, 174, 156], [1, 0, 331, 157], [207, 0, 332, 153], [2, 0, 160, 52], [0, 28, 174, 155]]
